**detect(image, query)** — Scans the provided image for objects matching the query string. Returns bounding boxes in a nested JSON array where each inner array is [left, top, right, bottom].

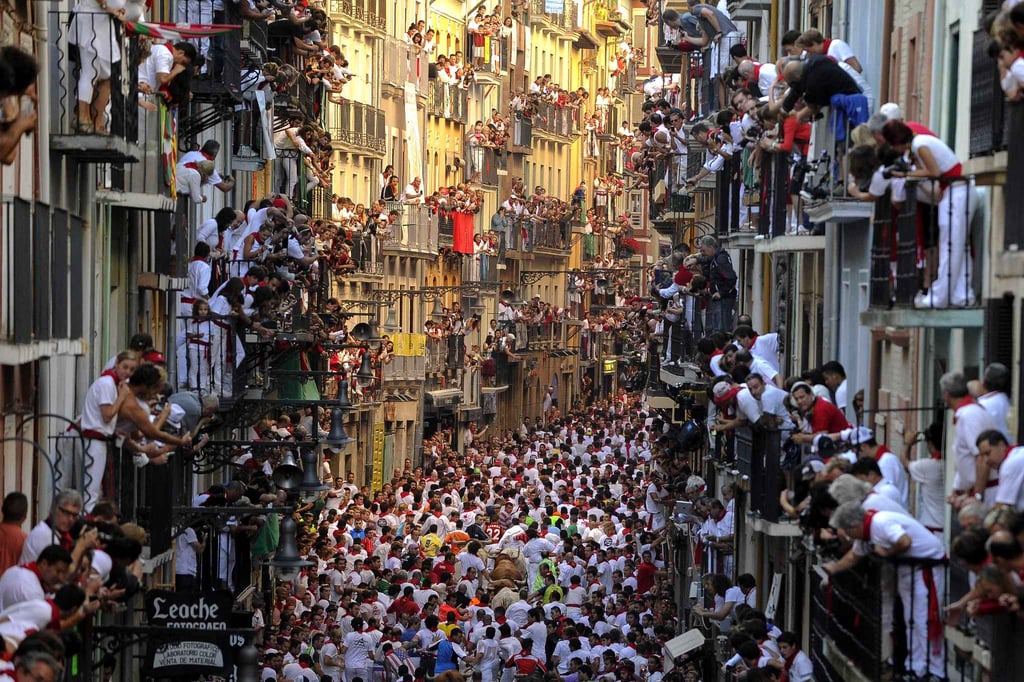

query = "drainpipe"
[[34, 2, 51, 206]]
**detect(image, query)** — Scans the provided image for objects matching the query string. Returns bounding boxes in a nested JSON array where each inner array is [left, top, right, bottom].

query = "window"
[[946, 24, 960, 144]]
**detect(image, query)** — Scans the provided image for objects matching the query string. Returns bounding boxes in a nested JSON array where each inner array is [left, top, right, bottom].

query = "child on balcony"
[[993, 41, 1024, 101]]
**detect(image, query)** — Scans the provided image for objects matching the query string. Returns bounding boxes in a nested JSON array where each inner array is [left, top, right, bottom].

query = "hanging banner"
[[544, 0, 564, 14]]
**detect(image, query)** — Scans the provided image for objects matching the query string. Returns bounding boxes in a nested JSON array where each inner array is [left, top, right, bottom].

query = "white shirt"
[[80, 373, 119, 436], [996, 446, 1024, 509], [175, 527, 199, 576], [19, 522, 61, 566], [178, 150, 224, 186], [0, 565, 44, 611], [748, 356, 778, 384], [875, 449, 910, 509], [196, 219, 220, 249], [978, 391, 1012, 441], [787, 649, 814, 682], [747, 333, 780, 374], [908, 458, 945, 531], [139, 43, 174, 90], [342, 630, 374, 669], [854, 510, 944, 560], [825, 38, 857, 66], [952, 401, 998, 494], [184, 259, 211, 301], [834, 379, 848, 411]]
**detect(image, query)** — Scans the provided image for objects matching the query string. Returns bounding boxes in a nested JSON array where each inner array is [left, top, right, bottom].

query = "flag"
[[125, 21, 240, 42], [160, 103, 177, 197]]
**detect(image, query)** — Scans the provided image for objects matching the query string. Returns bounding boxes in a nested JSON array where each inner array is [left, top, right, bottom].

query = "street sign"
[[143, 590, 243, 678]]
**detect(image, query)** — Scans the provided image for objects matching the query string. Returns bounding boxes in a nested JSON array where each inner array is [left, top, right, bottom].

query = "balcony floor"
[[753, 234, 825, 253], [860, 306, 984, 328], [50, 134, 141, 163], [805, 199, 873, 224]]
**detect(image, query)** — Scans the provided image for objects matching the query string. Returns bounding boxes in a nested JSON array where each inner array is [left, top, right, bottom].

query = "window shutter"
[[984, 294, 1015, 369]]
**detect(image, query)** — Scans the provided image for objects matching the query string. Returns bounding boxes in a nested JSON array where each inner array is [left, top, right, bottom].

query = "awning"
[[425, 389, 462, 409], [573, 29, 600, 50]]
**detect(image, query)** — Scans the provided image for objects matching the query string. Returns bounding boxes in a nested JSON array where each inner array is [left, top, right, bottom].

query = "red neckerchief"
[[710, 349, 723, 358], [930, 449, 942, 461], [190, 256, 206, 263], [874, 445, 892, 462], [99, 368, 122, 387], [861, 509, 878, 540], [823, 39, 832, 55], [47, 599, 62, 629], [952, 396, 974, 423], [752, 64, 762, 83]]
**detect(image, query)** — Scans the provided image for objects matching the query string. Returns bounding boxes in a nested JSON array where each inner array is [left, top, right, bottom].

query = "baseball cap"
[[879, 102, 902, 121], [712, 382, 740, 405]]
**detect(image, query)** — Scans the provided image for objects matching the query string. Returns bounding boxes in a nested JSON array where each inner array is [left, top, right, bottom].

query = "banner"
[[544, 0, 565, 14]]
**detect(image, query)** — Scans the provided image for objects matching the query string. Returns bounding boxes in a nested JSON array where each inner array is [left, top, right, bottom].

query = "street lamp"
[[325, 407, 355, 447], [355, 351, 375, 387], [381, 306, 400, 334], [297, 448, 329, 501], [271, 452, 303, 490], [270, 513, 311, 582], [430, 296, 445, 319]]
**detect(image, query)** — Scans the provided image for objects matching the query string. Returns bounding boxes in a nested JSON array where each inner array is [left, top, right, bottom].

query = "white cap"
[[91, 549, 113, 582], [879, 102, 903, 121], [167, 403, 187, 430], [841, 425, 875, 445]]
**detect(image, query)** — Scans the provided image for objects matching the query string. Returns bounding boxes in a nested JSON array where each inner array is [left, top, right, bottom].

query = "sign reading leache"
[[144, 590, 239, 678]]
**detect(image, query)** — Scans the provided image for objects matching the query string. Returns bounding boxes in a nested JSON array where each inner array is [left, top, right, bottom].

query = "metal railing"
[[330, 101, 386, 154], [438, 213, 454, 249], [866, 176, 980, 310], [532, 101, 578, 138], [382, 38, 429, 91], [506, 217, 535, 253], [969, 26, 1009, 157], [529, 0, 577, 29], [614, 60, 637, 98], [428, 80, 468, 123], [468, 32, 510, 74], [466, 145, 504, 186], [48, 11, 140, 147], [425, 335, 465, 373], [382, 205, 439, 253], [1, 199, 85, 344], [735, 426, 782, 521], [327, 0, 386, 31], [756, 151, 791, 239], [512, 115, 533, 147], [1005, 103, 1024, 251], [810, 557, 885, 682], [534, 219, 570, 251]]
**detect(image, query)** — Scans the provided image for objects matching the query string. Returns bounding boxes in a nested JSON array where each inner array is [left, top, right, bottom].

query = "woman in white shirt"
[[883, 120, 974, 308]]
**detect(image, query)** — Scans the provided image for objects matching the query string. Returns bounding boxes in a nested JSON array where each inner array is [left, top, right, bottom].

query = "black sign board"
[[143, 590, 244, 678]]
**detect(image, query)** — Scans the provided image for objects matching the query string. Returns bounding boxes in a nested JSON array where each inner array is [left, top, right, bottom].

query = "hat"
[[848, 425, 874, 445], [91, 549, 113, 582], [272, 198, 288, 209], [166, 404, 187, 431], [879, 102, 903, 121], [142, 350, 166, 364], [711, 382, 740, 405], [800, 459, 825, 480]]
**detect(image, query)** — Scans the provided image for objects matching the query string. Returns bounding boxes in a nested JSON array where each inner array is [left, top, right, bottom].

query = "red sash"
[[920, 566, 943, 645], [861, 509, 877, 539]]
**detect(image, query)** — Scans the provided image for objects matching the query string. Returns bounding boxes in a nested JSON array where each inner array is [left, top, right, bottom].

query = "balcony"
[[533, 219, 571, 254], [47, 11, 141, 163], [801, 117, 875, 225], [1004, 104, 1024, 251], [728, 0, 772, 21], [339, 234, 385, 281], [96, 100, 176, 210], [505, 217, 535, 258], [461, 250, 500, 284], [734, 427, 783, 522], [466, 146, 505, 186], [327, 0, 386, 34], [0, 199, 86, 361], [614, 61, 638, 99], [330, 101, 387, 156], [427, 81, 469, 124], [531, 101, 579, 140], [241, 17, 270, 65], [382, 38, 429, 94], [860, 178, 984, 328], [438, 213, 454, 249], [529, 0, 577, 33], [594, 0, 631, 37], [382, 205, 440, 257], [469, 31, 510, 77], [809, 558, 886, 682], [510, 115, 533, 152], [969, 26, 1009, 161]]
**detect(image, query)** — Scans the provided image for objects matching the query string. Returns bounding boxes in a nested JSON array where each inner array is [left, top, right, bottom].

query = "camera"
[[881, 159, 911, 179]]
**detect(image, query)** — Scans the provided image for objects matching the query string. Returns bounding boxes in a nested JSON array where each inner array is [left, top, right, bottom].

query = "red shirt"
[[636, 561, 657, 593], [807, 398, 850, 434], [0, 523, 27, 575]]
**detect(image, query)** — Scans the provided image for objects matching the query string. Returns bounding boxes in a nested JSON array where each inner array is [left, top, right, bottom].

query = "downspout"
[[880, 0, 894, 106], [769, 0, 778, 62], [34, 2, 51, 206]]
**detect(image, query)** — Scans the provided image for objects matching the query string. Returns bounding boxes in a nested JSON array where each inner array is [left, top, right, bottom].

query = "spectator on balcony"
[[0, 545, 74, 611], [788, 381, 850, 447], [826, 502, 946, 681], [179, 242, 212, 336], [0, 494, 27, 575], [972, 362, 1013, 440], [737, 60, 777, 100], [882, 120, 974, 308], [776, 56, 862, 122], [78, 353, 136, 511], [68, 0, 128, 134], [274, 118, 315, 200], [942, 371, 998, 509], [681, 2, 742, 99], [381, 176, 401, 201], [977, 430, 1024, 509], [404, 177, 425, 205], [733, 326, 780, 375], [0, 47, 38, 165], [794, 29, 863, 73], [696, 236, 736, 333], [177, 299, 215, 392]]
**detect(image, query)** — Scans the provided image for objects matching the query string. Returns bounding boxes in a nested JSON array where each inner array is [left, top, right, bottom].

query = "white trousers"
[[897, 564, 946, 678], [921, 183, 973, 307], [83, 437, 108, 512], [177, 0, 213, 61]]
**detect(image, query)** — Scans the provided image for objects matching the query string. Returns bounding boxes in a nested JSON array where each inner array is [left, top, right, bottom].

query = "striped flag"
[[125, 21, 240, 41], [159, 103, 177, 197]]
